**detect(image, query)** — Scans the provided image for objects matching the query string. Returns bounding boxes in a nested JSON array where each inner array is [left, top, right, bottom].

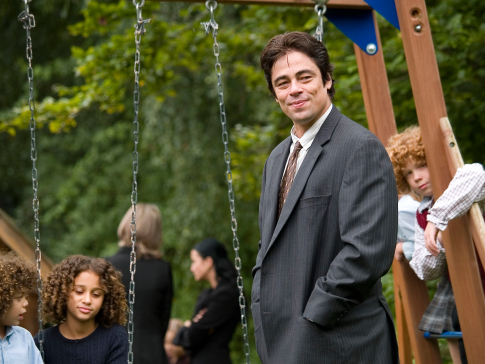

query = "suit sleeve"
[[251, 158, 269, 306], [303, 136, 397, 328]]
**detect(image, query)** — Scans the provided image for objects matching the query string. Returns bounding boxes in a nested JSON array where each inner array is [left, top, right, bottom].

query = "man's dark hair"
[[260, 31, 335, 100]]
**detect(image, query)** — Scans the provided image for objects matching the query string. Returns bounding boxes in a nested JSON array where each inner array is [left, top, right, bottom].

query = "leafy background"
[[2, 0, 485, 362]]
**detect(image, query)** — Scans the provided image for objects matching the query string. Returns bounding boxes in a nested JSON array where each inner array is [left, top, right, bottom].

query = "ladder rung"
[[423, 331, 463, 339]]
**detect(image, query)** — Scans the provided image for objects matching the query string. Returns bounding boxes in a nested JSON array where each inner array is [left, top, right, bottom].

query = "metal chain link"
[[202, 2, 251, 362], [127, 2, 150, 364], [313, 0, 328, 42], [18, 1, 44, 361]]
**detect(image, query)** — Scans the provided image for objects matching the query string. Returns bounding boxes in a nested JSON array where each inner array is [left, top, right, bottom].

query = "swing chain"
[[128, 3, 150, 364], [202, 2, 251, 362], [313, 0, 328, 43], [18, 0, 44, 361]]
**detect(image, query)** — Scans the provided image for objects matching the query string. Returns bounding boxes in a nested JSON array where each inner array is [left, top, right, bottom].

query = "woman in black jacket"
[[107, 203, 173, 364], [174, 238, 240, 364]]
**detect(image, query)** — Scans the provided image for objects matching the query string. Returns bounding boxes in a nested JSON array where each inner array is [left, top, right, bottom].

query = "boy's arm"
[[425, 163, 485, 254], [410, 215, 447, 280], [427, 163, 485, 230]]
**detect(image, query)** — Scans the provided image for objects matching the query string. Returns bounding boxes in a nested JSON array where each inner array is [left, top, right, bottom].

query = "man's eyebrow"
[[295, 69, 317, 77], [273, 69, 317, 85], [273, 74, 289, 85]]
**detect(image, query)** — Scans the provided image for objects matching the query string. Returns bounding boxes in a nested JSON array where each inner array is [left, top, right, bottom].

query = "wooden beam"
[[354, 11, 396, 145], [0, 208, 53, 280], [148, 0, 371, 9], [395, 0, 485, 362], [394, 263, 414, 364], [393, 260, 442, 363], [440, 117, 485, 269]]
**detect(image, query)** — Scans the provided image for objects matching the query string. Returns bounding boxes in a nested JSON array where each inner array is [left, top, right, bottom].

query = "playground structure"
[[11, 0, 485, 363], [0, 208, 53, 335], [151, 0, 485, 362]]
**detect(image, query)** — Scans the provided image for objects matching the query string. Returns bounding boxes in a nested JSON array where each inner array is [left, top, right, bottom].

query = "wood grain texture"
[[354, 11, 396, 146], [0, 208, 53, 280], [440, 117, 485, 269], [393, 261, 414, 364], [395, 0, 485, 361], [393, 260, 441, 363], [148, 0, 371, 8]]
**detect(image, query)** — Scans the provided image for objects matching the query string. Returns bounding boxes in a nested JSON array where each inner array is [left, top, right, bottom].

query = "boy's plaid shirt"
[[410, 163, 485, 280]]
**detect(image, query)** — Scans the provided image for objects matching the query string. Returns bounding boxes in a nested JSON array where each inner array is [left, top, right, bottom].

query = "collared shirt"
[[427, 163, 485, 230], [281, 104, 333, 180], [0, 326, 43, 364], [409, 196, 448, 281], [397, 195, 420, 261], [410, 163, 485, 281]]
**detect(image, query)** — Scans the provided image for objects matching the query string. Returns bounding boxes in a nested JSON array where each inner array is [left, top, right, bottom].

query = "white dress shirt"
[[281, 104, 333, 181]]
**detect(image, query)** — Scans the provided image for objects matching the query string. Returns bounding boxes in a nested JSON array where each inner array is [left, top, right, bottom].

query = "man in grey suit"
[[251, 32, 399, 363]]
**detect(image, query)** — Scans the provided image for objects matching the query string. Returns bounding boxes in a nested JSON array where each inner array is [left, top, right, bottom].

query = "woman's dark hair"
[[260, 31, 335, 99], [193, 238, 237, 282]]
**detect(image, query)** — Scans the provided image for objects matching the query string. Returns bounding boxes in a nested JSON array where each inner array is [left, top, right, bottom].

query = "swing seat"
[[423, 331, 463, 339]]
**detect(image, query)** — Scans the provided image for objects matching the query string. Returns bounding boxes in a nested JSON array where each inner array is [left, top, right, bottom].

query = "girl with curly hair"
[[34, 255, 129, 364], [0, 251, 43, 363]]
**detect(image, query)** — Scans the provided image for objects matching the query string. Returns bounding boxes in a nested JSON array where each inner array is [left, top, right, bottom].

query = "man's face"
[[271, 51, 332, 137]]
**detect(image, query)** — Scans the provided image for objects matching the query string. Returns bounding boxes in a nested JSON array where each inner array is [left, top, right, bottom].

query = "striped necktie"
[[278, 141, 303, 217]]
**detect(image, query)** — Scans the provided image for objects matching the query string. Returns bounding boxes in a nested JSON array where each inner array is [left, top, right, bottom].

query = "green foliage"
[[1, 1, 483, 363]]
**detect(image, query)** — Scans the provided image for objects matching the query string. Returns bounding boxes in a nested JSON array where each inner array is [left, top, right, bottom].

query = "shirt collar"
[[4, 326, 14, 343], [418, 195, 434, 213], [290, 104, 333, 150]]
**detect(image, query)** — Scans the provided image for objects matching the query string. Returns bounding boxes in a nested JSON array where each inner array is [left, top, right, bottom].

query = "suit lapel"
[[262, 138, 291, 251], [263, 107, 342, 258]]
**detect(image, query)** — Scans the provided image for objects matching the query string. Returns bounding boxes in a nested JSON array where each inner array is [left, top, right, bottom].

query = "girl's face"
[[66, 270, 105, 325], [1, 295, 28, 327], [190, 250, 213, 282]]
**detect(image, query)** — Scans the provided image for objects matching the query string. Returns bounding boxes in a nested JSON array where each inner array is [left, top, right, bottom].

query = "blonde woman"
[[107, 203, 173, 364]]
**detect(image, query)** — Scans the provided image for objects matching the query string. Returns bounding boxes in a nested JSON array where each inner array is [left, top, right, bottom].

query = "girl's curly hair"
[[386, 126, 427, 195], [43, 255, 127, 327], [0, 251, 36, 317]]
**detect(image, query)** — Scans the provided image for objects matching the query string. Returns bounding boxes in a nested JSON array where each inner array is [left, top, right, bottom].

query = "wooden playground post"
[[440, 117, 485, 268], [0, 208, 54, 335], [158, 0, 371, 9], [353, 12, 441, 363], [353, 12, 396, 145], [395, 0, 485, 362]]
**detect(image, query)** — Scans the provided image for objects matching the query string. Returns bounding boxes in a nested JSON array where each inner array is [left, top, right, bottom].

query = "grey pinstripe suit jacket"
[[251, 107, 399, 364]]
